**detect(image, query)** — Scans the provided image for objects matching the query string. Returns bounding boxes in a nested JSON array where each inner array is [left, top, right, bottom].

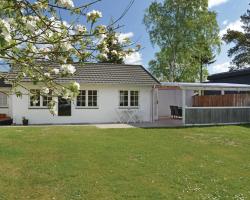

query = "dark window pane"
[[30, 89, 40, 107], [76, 90, 86, 107], [88, 90, 97, 107], [130, 91, 139, 107], [120, 90, 128, 107]]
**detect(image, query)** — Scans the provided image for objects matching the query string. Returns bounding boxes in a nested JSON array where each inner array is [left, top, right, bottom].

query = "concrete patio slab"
[[95, 124, 135, 129]]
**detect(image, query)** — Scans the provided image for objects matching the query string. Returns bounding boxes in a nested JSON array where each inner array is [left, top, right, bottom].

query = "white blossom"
[[52, 68, 60, 74], [72, 81, 80, 90], [61, 64, 76, 75], [95, 25, 106, 34], [40, 47, 50, 53], [87, 10, 102, 22], [75, 25, 87, 33], [0, 19, 10, 32], [57, 0, 74, 9], [30, 45, 38, 53], [61, 42, 73, 51], [112, 39, 118, 45], [103, 47, 109, 53], [100, 53, 108, 59], [111, 50, 118, 55], [62, 89, 72, 99], [32, 99, 39, 105], [51, 106, 58, 115], [41, 87, 50, 94], [0, 19, 12, 42], [44, 72, 50, 77]]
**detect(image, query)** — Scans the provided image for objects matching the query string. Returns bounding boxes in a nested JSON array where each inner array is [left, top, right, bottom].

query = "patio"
[[154, 82, 250, 126]]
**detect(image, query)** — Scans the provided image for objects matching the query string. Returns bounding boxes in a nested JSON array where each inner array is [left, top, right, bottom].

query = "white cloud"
[[124, 52, 142, 65], [208, 0, 229, 8], [220, 19, 243, 37], [222, 20, 228, 26], [117, 32, 143, 65], [209, 62, 230, 74], [117, 32, 134, 43]]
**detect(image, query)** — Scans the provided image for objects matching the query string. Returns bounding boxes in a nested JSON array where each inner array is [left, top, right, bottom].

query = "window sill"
[[75, 107, 99, 109], [119, 107, 139, 109], [28, 107, 49, 110], [0, 106, 8, 108]]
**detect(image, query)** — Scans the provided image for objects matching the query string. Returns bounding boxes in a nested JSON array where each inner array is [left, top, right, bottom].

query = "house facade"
[[0, 63, 160, 125]]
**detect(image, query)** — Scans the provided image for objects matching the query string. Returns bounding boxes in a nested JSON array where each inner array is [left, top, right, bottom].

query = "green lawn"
[[0, 126, 250, 200]]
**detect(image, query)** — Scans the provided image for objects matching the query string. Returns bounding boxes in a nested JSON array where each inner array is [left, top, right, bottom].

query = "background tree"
[[144, 0, 220, 82], [223, 7, 250, 70], [97, 26, 139, 64]]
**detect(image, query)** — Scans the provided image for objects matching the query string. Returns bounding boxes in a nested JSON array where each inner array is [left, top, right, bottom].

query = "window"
[[120, 90, 128, 106], [119, 90, 139, 107], [77, 90, 86, 107], [30, 89, 40, 107], [42, 91, 52, 107], [88, 90, 97, 107], [0, 92, 8, 107], [130, 91, 139, 107], [30, 89, 52, 108], [76, 90, 98, 108]]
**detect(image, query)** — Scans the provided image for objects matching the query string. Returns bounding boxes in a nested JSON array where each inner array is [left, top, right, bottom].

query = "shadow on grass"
[[137, 123, 250, 130]]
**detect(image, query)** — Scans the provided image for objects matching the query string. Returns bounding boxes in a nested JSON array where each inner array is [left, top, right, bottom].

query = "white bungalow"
[[0, 63, 160, 125]]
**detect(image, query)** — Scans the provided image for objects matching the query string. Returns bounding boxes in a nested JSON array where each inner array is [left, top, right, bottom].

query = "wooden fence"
[[185, 107, 250, 125], [192, 94, 250, 107]]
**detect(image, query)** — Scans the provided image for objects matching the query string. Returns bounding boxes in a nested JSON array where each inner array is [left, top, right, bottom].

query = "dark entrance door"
[[58, 97, 71, 116]]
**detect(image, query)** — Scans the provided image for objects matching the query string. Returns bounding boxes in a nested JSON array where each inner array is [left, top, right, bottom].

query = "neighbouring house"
[[206, 68, 250, 95], [208, 67, 250, 85], [0, 63, 160, 125]]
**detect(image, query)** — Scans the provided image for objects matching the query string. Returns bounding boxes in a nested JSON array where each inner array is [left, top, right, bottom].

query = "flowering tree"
[[0, 0, 136, 115]]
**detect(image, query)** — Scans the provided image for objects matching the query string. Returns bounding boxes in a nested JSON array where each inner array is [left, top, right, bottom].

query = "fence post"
[[182, 89, 186, 125]]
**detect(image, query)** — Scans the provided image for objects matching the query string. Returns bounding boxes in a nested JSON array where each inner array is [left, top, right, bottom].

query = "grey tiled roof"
[[8, 63, 160, 85]]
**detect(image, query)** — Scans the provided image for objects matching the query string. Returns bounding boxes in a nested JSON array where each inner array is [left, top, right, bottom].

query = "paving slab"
[[95, 124, 135, 129]]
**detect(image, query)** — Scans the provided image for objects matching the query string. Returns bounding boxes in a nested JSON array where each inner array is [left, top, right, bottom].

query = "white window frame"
[[76, 90, 86, 107], [0, 92, 8, 108], [42, 91, 53, 107], [29, 89, 52, 109], [76, 90, 99, 109], [29, 89, 41, 108], [119, 90, 140, 109], [119, 90, 129, 107]]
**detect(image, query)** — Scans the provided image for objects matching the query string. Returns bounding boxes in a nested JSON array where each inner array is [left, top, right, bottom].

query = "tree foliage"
[[0, 0, 137, 114], [144, 0, 220, 82], [97, 27, 139, 64], [223, 8, 250, 70]]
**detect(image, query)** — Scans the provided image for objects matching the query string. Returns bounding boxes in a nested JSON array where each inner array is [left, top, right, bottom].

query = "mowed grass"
[[0, 126, 250, 199]]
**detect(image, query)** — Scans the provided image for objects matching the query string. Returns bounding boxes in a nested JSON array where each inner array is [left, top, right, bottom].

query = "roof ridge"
[[7, 62, 160, 85]]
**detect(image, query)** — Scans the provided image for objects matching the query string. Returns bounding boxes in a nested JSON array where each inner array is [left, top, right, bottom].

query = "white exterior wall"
[[11, 83, 153, 125], [0, 108, 9, 115], [158, 89, 193, 117]]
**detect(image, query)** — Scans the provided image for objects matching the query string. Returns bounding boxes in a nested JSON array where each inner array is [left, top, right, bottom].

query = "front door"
[[58, 97, 71, 116]]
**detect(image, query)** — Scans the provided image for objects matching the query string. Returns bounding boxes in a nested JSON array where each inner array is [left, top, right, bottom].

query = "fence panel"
[[192, 94, 250, 107], [185, 107, 250, 125]]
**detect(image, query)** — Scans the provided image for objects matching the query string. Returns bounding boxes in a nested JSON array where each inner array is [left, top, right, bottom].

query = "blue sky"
[[1, 0, 249, 75], [89, 0, 249, 75]]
